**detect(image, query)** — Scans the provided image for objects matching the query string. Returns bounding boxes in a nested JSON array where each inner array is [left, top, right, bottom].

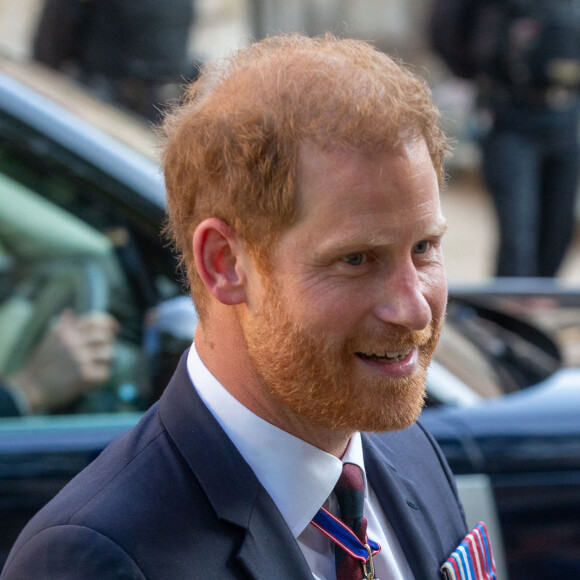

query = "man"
[[2, 35, 491, 579]]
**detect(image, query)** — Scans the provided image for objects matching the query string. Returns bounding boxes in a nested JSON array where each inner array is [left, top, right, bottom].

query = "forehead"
[[293, 140, 443, 239]]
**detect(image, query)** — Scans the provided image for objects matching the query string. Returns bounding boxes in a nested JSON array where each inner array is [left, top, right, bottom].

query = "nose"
[[373, 260, 433, 331]]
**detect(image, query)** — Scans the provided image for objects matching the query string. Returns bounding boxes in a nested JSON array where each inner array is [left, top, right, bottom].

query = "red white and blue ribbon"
[[441, 522, 496, 580], [310, 507, 381, 563]]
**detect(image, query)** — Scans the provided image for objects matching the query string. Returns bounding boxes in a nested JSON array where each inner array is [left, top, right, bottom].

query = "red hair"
[[161, 34, 449, 318]]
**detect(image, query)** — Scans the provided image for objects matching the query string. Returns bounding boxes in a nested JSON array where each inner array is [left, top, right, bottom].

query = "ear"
[[193, 218, 248, 305]]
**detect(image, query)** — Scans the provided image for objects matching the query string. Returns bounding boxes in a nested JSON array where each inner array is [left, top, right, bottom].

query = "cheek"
[[283, 280, 368, 336]]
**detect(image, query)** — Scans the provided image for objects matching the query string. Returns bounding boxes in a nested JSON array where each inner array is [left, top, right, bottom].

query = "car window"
[[0, 99, 182, 419]]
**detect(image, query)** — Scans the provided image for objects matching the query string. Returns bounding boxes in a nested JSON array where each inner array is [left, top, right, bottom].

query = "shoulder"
[[2, 402, 205, 577], [2, 389, 245, 578], [1, 405, 168, 576], [2, 524, 146, 579]]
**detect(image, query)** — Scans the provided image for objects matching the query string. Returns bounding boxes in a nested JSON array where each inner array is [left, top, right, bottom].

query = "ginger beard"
[[240, 278, 444, 434]]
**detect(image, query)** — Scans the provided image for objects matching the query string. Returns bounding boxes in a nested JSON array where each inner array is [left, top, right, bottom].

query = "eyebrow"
[[366, 220, 448, 245], [318, 219, 448, 255], [430, 220, 448, 237]]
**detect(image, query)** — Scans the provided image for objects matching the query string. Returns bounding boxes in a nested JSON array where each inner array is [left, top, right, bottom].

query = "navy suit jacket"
[[1, 355, 467, 579]]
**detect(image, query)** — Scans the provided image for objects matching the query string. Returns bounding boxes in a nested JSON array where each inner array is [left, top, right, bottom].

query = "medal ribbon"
[[311, 506, 381, 563]]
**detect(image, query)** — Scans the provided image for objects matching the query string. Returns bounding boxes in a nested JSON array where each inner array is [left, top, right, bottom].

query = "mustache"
[[344, 322, 436, 353]]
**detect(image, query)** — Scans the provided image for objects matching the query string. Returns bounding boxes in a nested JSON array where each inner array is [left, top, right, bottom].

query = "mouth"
[[355, 347, 413, 363]]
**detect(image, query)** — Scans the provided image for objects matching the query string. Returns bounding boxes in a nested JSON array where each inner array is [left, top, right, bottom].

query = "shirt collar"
[[186, 344, 367, 537]]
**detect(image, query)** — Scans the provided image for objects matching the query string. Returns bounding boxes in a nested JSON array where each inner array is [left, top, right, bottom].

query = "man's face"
[[240, 139, 447, 434]]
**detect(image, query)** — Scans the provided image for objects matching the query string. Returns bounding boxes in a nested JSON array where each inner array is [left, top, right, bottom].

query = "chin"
[[304, 380, 427, 434]]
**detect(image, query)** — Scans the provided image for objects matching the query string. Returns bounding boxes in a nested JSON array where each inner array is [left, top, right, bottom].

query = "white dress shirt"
[[187, 344, 414, 579]]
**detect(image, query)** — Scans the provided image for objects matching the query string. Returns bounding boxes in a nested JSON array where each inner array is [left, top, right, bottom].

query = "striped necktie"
[[334, 463, 367, 580]]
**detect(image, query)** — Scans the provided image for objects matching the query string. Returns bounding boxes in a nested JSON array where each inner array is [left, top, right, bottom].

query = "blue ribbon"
[[311, 507, 381, 562]]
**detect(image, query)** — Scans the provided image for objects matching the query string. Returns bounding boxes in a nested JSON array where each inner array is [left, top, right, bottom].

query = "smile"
[[355, 348, 413, 362]]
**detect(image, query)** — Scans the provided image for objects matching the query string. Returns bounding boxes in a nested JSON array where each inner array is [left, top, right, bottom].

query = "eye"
[[342, 253, 367, 266], [413, 240, 432, 254]]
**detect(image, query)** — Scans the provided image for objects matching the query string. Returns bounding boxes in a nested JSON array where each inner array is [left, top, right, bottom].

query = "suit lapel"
[[158, 354, 312, 580], [236, 486, 313, 580], [362, 433, 447, 579]]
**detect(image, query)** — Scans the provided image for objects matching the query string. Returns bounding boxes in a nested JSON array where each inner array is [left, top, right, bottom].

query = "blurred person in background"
[[32, 0, 198, 122], [0, 310, 118, 416], [0, 172, 121, 416], [430, 0, 580, 277]]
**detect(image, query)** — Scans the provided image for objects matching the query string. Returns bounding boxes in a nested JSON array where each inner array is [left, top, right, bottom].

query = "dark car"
[[0, 60, 579, 579], [424, 283, 580, 579]]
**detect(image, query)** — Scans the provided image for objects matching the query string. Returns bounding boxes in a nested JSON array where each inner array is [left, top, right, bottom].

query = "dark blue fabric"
[[364, 424, 468, 579], [1, 352, 467, 579]]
